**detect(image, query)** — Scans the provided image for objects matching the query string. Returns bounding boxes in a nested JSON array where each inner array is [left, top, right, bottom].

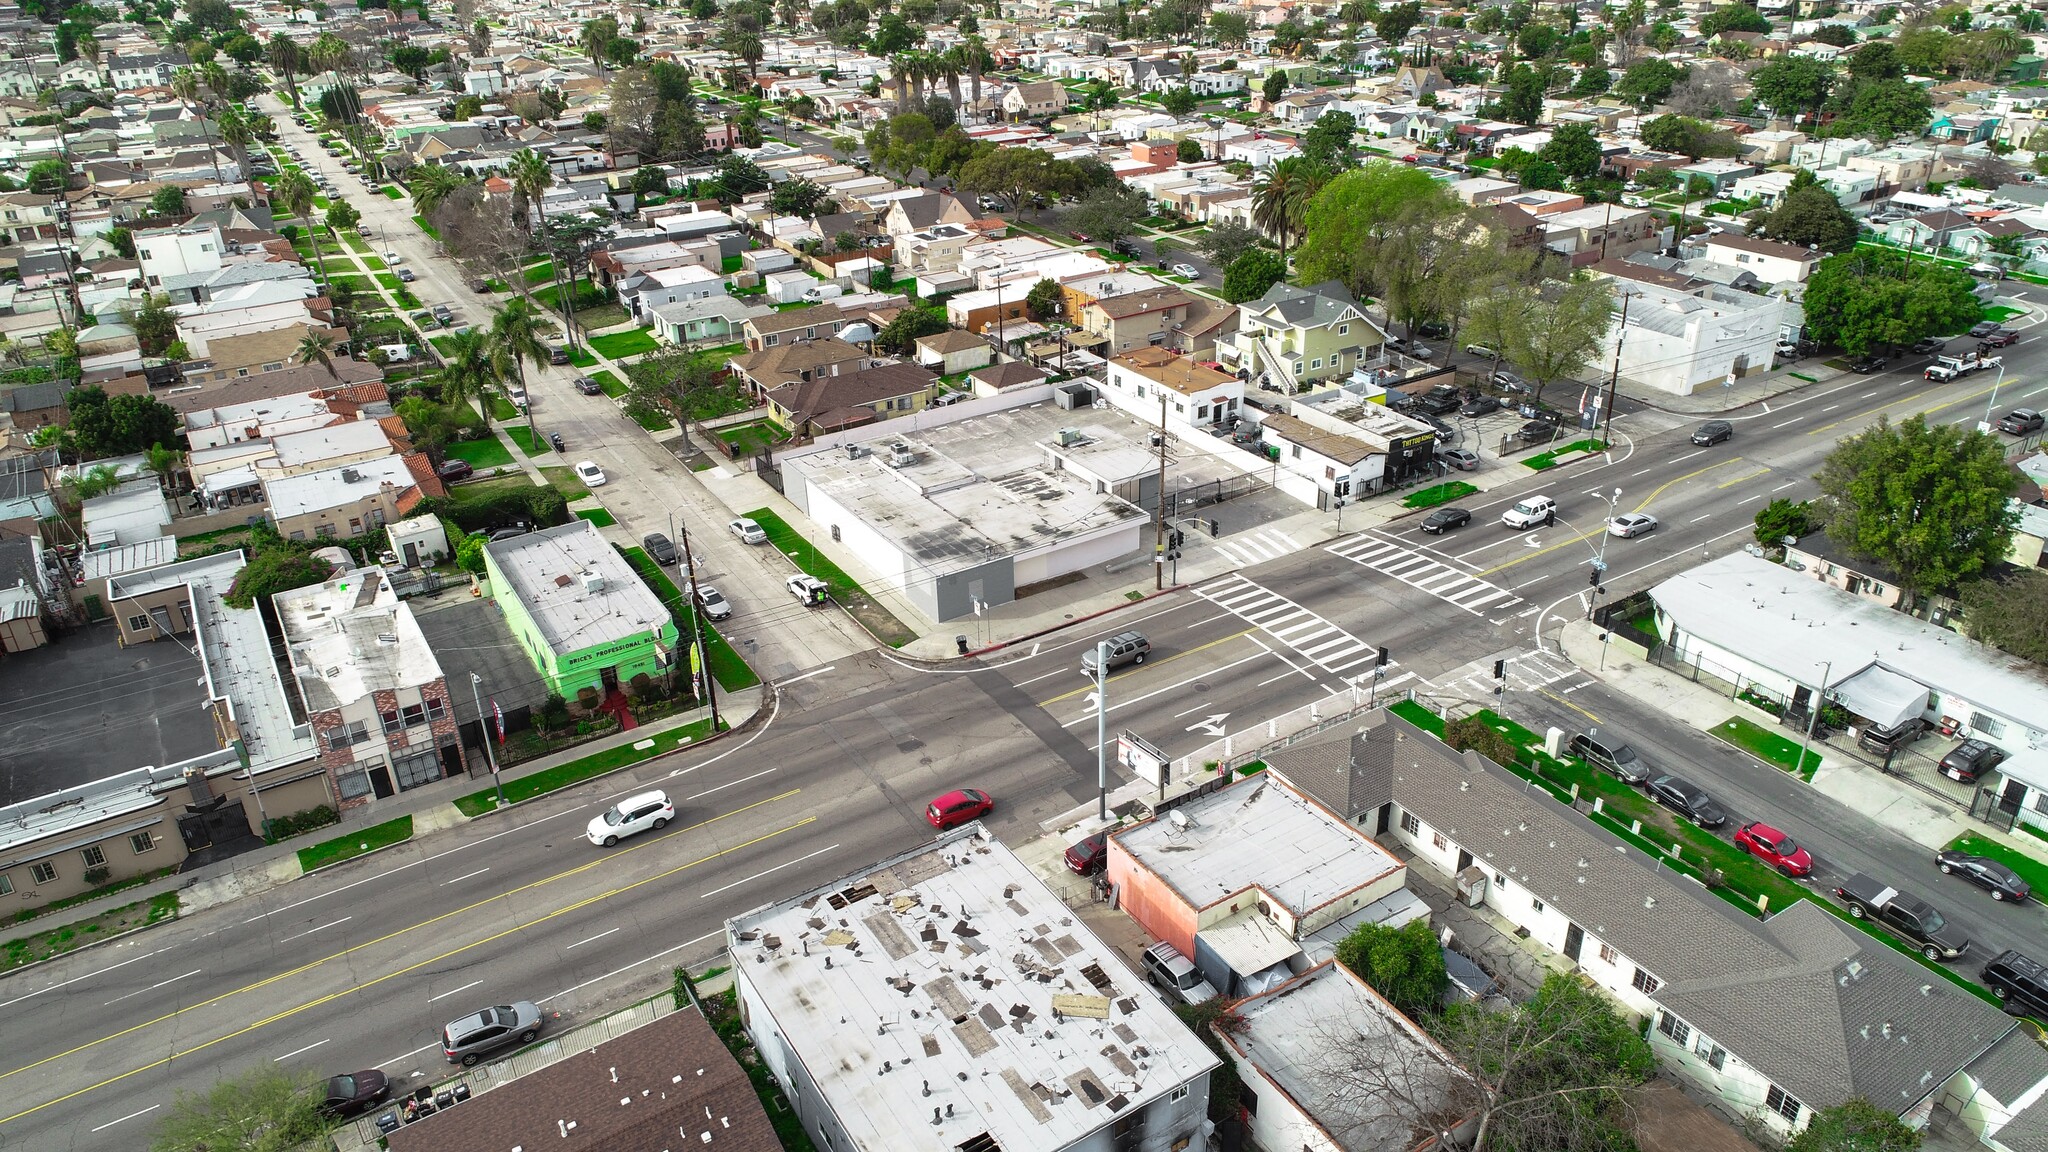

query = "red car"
[[1064, 832, 1108, 875], [1735, 821, 1812, 877], [926, 788, 993, 830]]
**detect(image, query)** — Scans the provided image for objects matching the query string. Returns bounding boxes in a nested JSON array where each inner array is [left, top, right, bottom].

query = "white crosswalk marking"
[[1324, 533, 1523, 614], [1440, 649, 1594, 705], [1208, 529, 1303, 569], [1194, 573, 1387, 676]]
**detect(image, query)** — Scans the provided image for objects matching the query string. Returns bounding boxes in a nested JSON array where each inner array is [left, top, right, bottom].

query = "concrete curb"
[[298, 833, 419, 879], [965, 584, 1191, 658]]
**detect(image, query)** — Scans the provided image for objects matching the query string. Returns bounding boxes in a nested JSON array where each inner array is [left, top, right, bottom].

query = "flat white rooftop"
[[485, 520, 668, 654], [277, 566, 441, 711], [266, 454, 414, 520], [727, 826, 1219, 1152]]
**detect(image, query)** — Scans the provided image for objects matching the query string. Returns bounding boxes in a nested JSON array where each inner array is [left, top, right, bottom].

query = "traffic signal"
[[1376, 646, 1390, 668], [1493, 659, 1506, 680], [1588, 568, 1601, 587], [1170, 527, 1185, 549]]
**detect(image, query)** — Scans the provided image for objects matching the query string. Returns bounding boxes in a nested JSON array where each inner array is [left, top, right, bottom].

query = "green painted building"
[[483, 520, 679, 701]]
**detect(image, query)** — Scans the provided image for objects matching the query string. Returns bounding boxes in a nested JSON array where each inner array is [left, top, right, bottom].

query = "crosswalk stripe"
[[1192, 575, 1379, 674], [1323, 532, 1523, 615]]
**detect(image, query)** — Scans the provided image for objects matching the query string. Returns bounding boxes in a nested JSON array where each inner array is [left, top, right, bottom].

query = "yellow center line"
[[1716, 467, 1771, 489], [0, 790, 803, 1098], [1035, 627, 1255, 708], [1479, 459, 1745, 577], [1805, 376, 2018, 437]]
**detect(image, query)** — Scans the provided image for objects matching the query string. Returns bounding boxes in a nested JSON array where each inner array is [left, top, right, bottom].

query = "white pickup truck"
[[1925, 351, 2001, 382]]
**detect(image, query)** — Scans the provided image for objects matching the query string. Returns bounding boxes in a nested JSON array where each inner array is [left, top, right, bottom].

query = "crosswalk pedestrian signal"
[[1493, 659, 1506, 680]]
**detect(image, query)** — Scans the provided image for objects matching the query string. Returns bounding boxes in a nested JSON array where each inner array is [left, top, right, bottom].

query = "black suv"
[[1414, 387, 1462, 416], [1857, 716, 1928, 756], [1646, 774, 1727, 828], [1570, 731, 1652, 784], [1939, 739, 2006, 783], [1850, 354, 1888, 374], [1984, 950, 2048, 1017]]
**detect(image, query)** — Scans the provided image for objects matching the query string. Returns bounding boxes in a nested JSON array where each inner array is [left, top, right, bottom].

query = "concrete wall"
[[923, 555, 1014, 624], [1106, 839, 1203, 961]]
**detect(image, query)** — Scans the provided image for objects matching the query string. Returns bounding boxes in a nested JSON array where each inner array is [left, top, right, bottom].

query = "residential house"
[[646, 295, 773, 347], [913, 329, 991, 376], [1079, 285, 1197, 355], [1701, 233, 1820, 284], [617, 264, 726, 320], [265, 453, 442, 542], [1102, 346, 1243, 434], [742, 302, 845, 351], [1592, 264, 1794, 396], [1003, 80, 1070, 122], [1223, 281, 1383, 391], [726, 336, 870, 398], [879, 192, 976, 245], [762, 361, 938, 436]]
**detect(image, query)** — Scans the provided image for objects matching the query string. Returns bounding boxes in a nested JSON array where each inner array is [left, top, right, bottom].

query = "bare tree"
[[433, 183, 536, 303], [1665, 64, 1743, 118]]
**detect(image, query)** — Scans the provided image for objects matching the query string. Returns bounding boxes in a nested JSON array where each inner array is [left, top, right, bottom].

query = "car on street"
[[1691, 421, 1733, 446], [383, 250, 404, 264], [1982, 328, 2022, 348], [1170, 263, 1201, 279], [505, 384, 527, 409], [1465, 343, 1496, 358], [1939, 739, 2006, 783], [550, 346, 571, 365], [1391, 338, 1436, 360], [1645, 774, 1727, 827], [730, 517, 768, 544], [1936, 850, 2030, 902], [1836, 873, 1970, 961], [1850, 354, 1888, 374], [1461, 395, 1501, 417], [1608, 512, 1658, 539], [573, 460, 606, 487], [1998, 408, 2044, 435], [1421, 507, 1472, 534], [1501, 494, 1557, 529], [787, 573, 830, 604], [1912, 337, 1947, 354], [574, 376, 603, 395], [926, 788, 994, 829], [1440, 448, 1481, 471], [1969, 321, 2003, 338], [1064, 831, 1109, 875], [1735, 821, 1812, 876], [549, 431, 565, 453], [1984, 950, 2048, 1016], [436, 459, 474, 482], [431, 305, 454, 325], [586, 790, 675, 846], [397, 268, 416, 283], [1570, 731, 1653, 784], [695, 583, 732, 621], [642, 532, 678, 565], [443, 1001, 544, 1065], [1081, 630, 1152, 676], [321, 1070, 391, 1117], [1775, 341, 1801, 359]]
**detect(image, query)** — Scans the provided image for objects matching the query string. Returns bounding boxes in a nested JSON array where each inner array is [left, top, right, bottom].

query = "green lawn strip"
[[1789, 372, 1816, 382], [452, 719, 722, 817], [504, 425, 546, 457], [1389, 699, 1443, 733], [296, 815, 414, 872], [1401, 480, 1478, 509], [383, 185, 403, 198], [540, 465, 590, 499], [524, 260, 557, 283], [313, 195, 331, 209], [445, 437, 514, 468], [634, 407, 676, 432], [341, 232, 371, 254], [375, 272, 403, 292], [569, 347, 600, 368], [1711, 716, 1821, 779], [719, 419, 790, 456], [448, 474, 543, 507], [413, 214, 441, 240], [741, 507, 915, 647], [363, 256, 388, 271], [619, 547, 760, 691], [325, 273, 372, 293], [490, 395, 518, 421], [0, 892, 180, 974], [1523, 439, 1608, 471], [577, 507, 616, 527], [588, 329, 661, 359], [591, 370, 628, 397], [721, 254, 743, 273], [1945, 832, 2048, 897], [429, 335, 458, 355]]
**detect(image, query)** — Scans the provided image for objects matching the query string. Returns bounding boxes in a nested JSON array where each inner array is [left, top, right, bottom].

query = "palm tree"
[[306, 34, 348, 81], [731, 31, 764, 87], [77, 33, 100, 70], [217, 106, 255, 185], [890, 54, 915, 112], [437, 328, 498, 429], [268, 34, 302, 105], [200, 61, 230, 103], [408, 163, 473, 218], [490, 297, 548, 437], [274, 169, 329, 284], [938, 47, 965, 110], [469, 18, 492, 58], [964, 36, 990, 115], [507, 147, 553, 234], [1251, 157, 1326, 264], [296, 329, 338, 378], [171, 69, 225, 182]]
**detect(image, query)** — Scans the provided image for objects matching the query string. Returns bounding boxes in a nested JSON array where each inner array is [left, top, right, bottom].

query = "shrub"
[[266, 805, 340, 841]]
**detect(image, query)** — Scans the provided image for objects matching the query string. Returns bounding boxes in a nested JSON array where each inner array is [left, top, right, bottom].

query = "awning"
[[200, 467, 262, 496], [1199, 908, 1301, 981], [1832, 664, 1932, 729]]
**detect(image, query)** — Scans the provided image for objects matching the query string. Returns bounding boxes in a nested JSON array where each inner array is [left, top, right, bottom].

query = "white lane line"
[[566, 927, 621, 951], [779, 664, 836, 686], [1061, 650, 1272, 728], [1861, 392, 1876, 399], [1629, 466, 1656, 478], [1822, 404, 1840, 412], [90, 1105, 160, 1133], [1738, 492, 1767, 504], [1772, 416, 1805, 428], [1173, 700, 1218, 717], [441, 867, 490, 886], [1181, 612, 1233, 630], [1667, 450, 1705, 465], [273, 1038, 332, 1063], [428, 980, 483, 1003], [687, 765, 780, 799], [103, 968, 203, 1007], [277, 916, 352, 944], [1691, 514, 1713, 523], [1258, 670, 1300, 686], [1012, 668, 1069, 688], [539, 929, 725, 1012], [701, 844, 842, 899], [1772, 482, 1797, 492], [0, 945, 178, 1010]]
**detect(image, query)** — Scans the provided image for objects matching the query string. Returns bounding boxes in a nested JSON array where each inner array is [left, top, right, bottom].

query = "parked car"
[[926, 788, 993, 829], [397, 268, 416, 283], [575, 376, 603, 395], [320, 1071, 391, 1117], [787, 573, 830, 604], [1836, 873, 1970, 961], [1570, 731, 1653, 784], [1517, 419, 1559, 444], [1998, 408, 2045, 435], [1608, 512, 1658, 539], [1493, 372, 1531, 394], [442, 1001, 544, 1065], [383, 250, 404, 265], [586, 790, 674, 846], [729, 517, 768, 544], [431, 305, 454, 324], [549, 346, 571, 365], [1691, 421, 1733, 446], [1465, 343, 1496, 359], [1936, 850, 2030, 902], [642, 532, 679, 566], [1850, 354, 1888, 374], [1939, 739, 2006, 783], [1413, 387, 1462, 416], [1911, 337, 1947, 354], [1170, 263, 1201, 279], [1735, 821, 1813, 877], [1969, 321, 2003, 339], [1646, 774, 1727, 828], [1982, 328, 2021, 348], [694, 583, 732, 621], [573, 460, 606, 487], [1984, 950, 2048, 1016], [469, 278, 491, 292], [549, 431, 565, 453], [436, 459, 474, 482], [1141, 941, 1218, 1005], [1440, 448, 1481, 471], [1421, 507, 1472, 535], [1064, 832, 1109, 875], [1858, 716, 1929, 756], [1461, 395, 1501, 417]]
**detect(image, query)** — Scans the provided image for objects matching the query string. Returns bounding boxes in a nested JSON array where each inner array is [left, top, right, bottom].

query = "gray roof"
[[1968, 1028, 2048, 1103], [1248, 279, 1365, 331], [0, 382, 68, 413], [1999, 1095, 2048, 1152]]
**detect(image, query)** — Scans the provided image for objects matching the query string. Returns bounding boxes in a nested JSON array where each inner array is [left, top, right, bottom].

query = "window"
[[127, 613, 151, 633], [402, 703, 428, 728], [1765, 1085, 1802, 1124], [81, 845, 106, 869], [764, 333, 779, 346], [337, 769, 373, 801], [382, 709, 404, 734], [1972, 712, 2007, 739], [131, 832, 156, 855], [1400, 811, 1420, 835], [1310, 358, 1323, 369], [1494, 872, 1508, 890], [1531, 897, 1545, 914], [1169, 1084, 1189, 1103], [1632, 967, 1660, 994], [1598, 942, 1618, 964], [1698, 1037, 1727, 1069], [0, 874, 10, 896], [1291, 444, 1302, 459], [324, 721, 369, 750], [349, 518, 364, 535], [393, 747, 444, 791], [1337, 323, 1349, 335], [1657, 1012, 1690, 1046], [31, 861, 56, 885], [316, 524, 336, 538], [1431, 831, 1447, 851]]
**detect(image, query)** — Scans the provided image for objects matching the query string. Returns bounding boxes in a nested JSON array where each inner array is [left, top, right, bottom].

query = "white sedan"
[[574, 460, 607, 487], [1608, 512, 1659, 539], [1170, 263, 1200, 279]]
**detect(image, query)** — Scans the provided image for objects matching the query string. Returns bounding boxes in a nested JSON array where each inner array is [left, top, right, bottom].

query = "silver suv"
[[1570, 731, 1652, 784], [1081, 631, 1151, 677], [442, 1001, 543, 1065]]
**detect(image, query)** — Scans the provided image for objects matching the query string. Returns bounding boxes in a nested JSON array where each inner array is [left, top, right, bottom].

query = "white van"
[[1141, 942, 1217, 1005]]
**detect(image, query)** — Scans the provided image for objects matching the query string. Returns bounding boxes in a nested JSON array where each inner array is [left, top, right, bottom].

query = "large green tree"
[[1614, 58, 1682, 107], [1334, 918, 1448, 1020], [1748, 54, 1834, 119], [1539, 122, 1601, 179], [1301, 110, 1358, 168], [63, 386, 180, 458], [1959, 570, 2048, 665], [1700, 2, 1769, 35], [1815, 414, 2019, 611], [1758, 172, 1860, 253], [1783, 1098, 1922, 1152], [1221, 249, 1286, 302], [1061, 185, 1149, 249], [1294, 160, 1446, 299], [1800, 249, 1981, 356], [1640, 114, 1738, 159], [1501, 278, 1613, 401]]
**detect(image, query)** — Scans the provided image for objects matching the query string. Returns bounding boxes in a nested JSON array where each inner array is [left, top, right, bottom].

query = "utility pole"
[[677, 517, 721, 732], [470, 672, 506, 809], [1600, 288, 1631, 448], [1094, 640, 1110, 821], [1796, 660, 1833, 777], [1155, 392, 1167, 590]]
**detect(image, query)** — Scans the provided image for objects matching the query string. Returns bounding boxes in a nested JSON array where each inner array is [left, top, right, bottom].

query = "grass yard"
[[452, 719, 722, 817], [633, 407, 675, 432], [445, 437, 514, 469], [413, 214, 441, 240], [504, 425, 546, 457], [591, 370, 628, 398], [572, 303, 631, 330], [383, 185, 403, 198], [342, 233, 371, 254], [719, 419, 790, 457], [1712, 716, 1822, 779], [1945, 833, 2048, 897], [449, 474, 542, 507], [619, 546, 760, 693], [576, 507, 616, 527], [524, 260, 557, 283], [1523, 439, 1607, 470], [721, 254, 743, 274], [1984, 305, 2022, 323], [1402, 480, 1478, 509], [363, 256, 388, 271], [296, 815, 413, 872], [1, 892, 180, 974], [540, 465, 590, 498], [429, 335, 458, 355], [743, 508, 916, 647], [569, 346, 600, 368], [588, 329, 661, 359], [490, 395, 518, 422], [375, 272, 403, 292], [325, 273, 372, 293]]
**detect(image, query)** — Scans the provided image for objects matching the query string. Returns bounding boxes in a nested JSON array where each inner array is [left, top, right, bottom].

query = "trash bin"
[[956, 634, 970, 655]]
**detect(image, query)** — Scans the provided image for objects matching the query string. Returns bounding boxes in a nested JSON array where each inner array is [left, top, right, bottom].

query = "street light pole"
[[674, 512, 721, 732], [1587, 487, 1620, 619], [1797, 660, 1834, 777], [1094, 640, 1110, 821], [1984, 362, 2009, 425], [471, 672, 506, 810]]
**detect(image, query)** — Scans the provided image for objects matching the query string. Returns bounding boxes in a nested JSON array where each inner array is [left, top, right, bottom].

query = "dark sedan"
[[1850, 355, 1888, 374], [1065, 832, 1108, 875], [1421, 507, 1472, 534], [436, 459, 474, 482], [1938, 850, 2031, 902], [1981, 328, 2021, 348], [1461, 395, 1501, 417], [1691, 420, 1733, 446], [1647, 774, 1727, 828], [641, 532, 679, 566], [321, 1070, 391, 1117], [1970, 320, 2003, 338]]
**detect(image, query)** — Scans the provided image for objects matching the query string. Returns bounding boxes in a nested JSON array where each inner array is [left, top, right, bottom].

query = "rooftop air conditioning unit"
[[340, 467, 363, 483], [582, 572, 606, 594], [888, 442, 916, 467], [846, 444, 871, 460]]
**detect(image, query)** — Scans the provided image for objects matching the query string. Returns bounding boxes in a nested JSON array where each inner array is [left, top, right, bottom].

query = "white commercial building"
[[1597, 274, 1798, 397]]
